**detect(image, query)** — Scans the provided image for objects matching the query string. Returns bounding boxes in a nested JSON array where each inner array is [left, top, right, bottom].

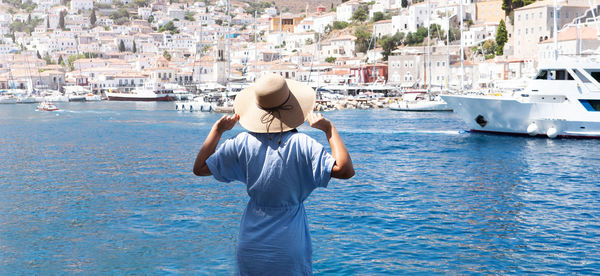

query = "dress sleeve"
[[206, 135, 246, 183], [308, 136, 336, 188]]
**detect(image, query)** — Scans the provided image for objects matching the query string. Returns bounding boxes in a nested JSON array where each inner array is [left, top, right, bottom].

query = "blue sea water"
[[0, 101, 599, 274]]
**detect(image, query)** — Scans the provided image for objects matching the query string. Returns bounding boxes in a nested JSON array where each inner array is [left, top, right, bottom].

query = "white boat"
[[40, 89, 69, 102], [64, 86, 90, 102], [441, 58, 600, 138], [390, 91, 452, 111], [0, 90, 19, 104], [105, 81, 175, 101], [175, 96, 213, 112], [36, 101, 59, 111], [85, 93, 101, 101]]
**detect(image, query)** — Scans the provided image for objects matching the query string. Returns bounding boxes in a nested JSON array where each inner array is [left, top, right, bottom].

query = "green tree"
[[59, 10, 65, 30], [401, 0, 408, 8], [46, 16, 49, 29], [351, 4, 369, 22], [132, 40, 136, 53], [158, 21, 178, 34], [325, 57, 336, 63], [184, 11, 195, 21], [43, 52, 53, 64], [332, 21, 348, 30], [90, 9, 96, 26], [354, 25, 372, 53], [118, 40, 125, 52], [482, 40, 497, 59], [163, 50, 171, 61], [148, 15, 154, 23], [36, 50, 41, 59], [215, 19, 223, 25], [379, 31, 404, 60], [495, 19, 508, 55], [57, 55, 64, 65], [372, 12, 385, 22]]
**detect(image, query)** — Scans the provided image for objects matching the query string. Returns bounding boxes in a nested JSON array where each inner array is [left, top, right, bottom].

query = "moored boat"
[[441, 58, 600, 138]]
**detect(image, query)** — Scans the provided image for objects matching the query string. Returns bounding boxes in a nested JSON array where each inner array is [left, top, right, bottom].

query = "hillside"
[[238, 0, 342, 14]]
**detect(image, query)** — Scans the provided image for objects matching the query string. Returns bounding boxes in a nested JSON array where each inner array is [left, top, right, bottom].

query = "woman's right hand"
[[307, 112, 332, 134], [214, 114, 239, 133]]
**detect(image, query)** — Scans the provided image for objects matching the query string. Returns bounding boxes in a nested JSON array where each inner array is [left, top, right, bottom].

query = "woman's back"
[[207, 131, 334, 207]]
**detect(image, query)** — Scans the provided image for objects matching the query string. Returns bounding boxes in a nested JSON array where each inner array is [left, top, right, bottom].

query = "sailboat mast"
[[459, 0, 464, 91], [254, 10, 258, 79], [426, 0, 431, 92], [446, 5, 450, 91], [198, 20, 202, 88], [227, 0, 231, 83], [553, 0, 559, 61], [372, 25, 376, 84]]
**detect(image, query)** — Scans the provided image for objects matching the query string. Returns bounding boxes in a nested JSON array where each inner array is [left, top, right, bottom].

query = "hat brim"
[[234, 79, 316, 133]]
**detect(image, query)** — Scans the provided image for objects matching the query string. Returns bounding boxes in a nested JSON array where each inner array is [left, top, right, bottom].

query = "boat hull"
[[441, 94, 600, 138], [390, 100, 453, 112], [106, 93, 174, 101]]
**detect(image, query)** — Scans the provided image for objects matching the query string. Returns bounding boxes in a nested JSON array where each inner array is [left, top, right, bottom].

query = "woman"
[[193, 74, 354, 275]]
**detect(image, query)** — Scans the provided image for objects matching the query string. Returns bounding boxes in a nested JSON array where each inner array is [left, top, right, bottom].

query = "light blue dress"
[[206, 131, 335, 275]]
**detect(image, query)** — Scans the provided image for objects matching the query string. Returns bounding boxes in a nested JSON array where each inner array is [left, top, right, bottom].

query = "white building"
[[138, 7, 152, 20], [336, 0, 360, 23], [70, 0, 93, 11]]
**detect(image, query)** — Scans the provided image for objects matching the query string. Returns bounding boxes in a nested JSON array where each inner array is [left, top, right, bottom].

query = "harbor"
[[2, 0, 600, 273], [1, 101, 599, 274]]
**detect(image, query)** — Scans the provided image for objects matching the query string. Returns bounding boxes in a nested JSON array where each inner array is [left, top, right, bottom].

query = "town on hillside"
[[0, 0, 599, 98]]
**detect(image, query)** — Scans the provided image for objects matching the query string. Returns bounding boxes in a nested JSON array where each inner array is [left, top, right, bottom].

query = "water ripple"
[[0, 103, 599, 274]]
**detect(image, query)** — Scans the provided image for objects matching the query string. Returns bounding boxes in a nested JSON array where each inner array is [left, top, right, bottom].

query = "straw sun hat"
[[234, 74, 316, 133]]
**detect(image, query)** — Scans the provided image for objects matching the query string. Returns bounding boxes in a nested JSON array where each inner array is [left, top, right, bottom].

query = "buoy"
[[527, 123, 538, 136], [547, 127, 558, 139]]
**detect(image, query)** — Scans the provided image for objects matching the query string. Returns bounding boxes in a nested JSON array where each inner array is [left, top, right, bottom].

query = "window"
[[535, 70, 548, 79], [573, 69, 591, 83], [580, 100, 600, 111]]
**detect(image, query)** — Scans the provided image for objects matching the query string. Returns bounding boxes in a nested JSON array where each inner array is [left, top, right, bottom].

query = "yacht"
[[441, 58, 600, 138], [105, 81, 175, 101]]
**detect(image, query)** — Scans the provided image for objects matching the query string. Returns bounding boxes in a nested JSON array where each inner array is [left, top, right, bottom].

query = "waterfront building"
[[512, 0, 588, 60], [350, 64, 388, 84]]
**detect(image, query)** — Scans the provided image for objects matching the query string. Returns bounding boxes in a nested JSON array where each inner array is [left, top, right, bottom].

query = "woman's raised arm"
[[193, 114, 239, 176], [307, 112, 354, 179]]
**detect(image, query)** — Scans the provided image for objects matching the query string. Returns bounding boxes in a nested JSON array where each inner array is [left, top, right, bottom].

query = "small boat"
[[37, 101, 59, 111], [390, 91, 452, 111]]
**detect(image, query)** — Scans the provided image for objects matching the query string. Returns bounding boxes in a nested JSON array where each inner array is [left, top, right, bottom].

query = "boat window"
[[573, 69, 591, 83], [580, 100, 600, 111], [535, 70, 548, 79], [591, 72, 600, 82]]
